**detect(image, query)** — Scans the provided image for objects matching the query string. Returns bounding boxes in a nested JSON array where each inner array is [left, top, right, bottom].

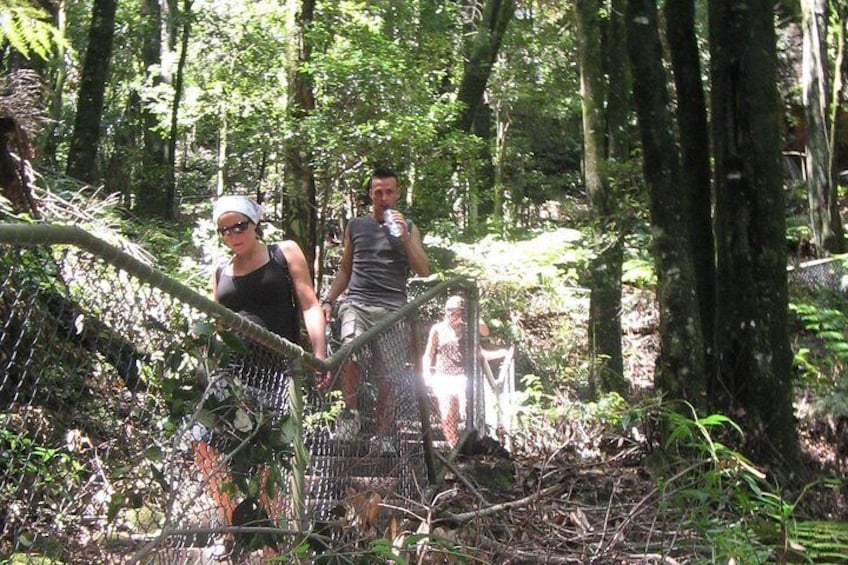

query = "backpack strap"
[[215, 246, 298, 312], [269, 243, 299, 312]]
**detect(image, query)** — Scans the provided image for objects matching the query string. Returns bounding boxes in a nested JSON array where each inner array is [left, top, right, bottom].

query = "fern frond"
[[0, 1, 65, 61]]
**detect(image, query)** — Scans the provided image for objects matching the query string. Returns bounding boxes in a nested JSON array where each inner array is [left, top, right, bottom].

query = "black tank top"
[[347, 216, 411, 309], [216, 244, 299, 343]]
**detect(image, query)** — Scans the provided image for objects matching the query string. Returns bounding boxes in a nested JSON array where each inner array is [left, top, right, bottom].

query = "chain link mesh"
[[788, 258, 848, 293], [0, 234, 490, 562]]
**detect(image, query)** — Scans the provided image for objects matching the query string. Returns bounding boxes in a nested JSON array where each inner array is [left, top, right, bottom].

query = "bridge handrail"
[[0, 221, 475, 371]]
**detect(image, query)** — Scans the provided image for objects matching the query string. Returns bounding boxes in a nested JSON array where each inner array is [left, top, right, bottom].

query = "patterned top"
[[428, 320, 467, 375]]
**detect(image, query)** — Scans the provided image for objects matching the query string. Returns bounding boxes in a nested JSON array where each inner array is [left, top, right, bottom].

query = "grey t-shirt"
[[346, 215, 412, 309]]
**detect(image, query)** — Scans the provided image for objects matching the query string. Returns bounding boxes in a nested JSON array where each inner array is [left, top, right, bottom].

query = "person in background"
[[196, 194, 326, 534], [320, 167, 430, 451], [422, 295, 489, 447]]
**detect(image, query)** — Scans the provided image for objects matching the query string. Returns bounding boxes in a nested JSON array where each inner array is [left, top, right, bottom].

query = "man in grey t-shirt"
[[321, 167, 430, 446]]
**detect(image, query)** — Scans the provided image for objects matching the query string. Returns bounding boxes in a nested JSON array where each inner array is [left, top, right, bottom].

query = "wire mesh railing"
[[787, 256, 848, 292], [0, 222, 488, 563]]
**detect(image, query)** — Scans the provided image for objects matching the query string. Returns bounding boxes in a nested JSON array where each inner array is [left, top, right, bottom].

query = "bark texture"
[[626, 0, 706, 404], [710, 0, 799, 464], [664, 0, 715, 377], [65, 0, 117, 184], [577, 0, 627, 396]]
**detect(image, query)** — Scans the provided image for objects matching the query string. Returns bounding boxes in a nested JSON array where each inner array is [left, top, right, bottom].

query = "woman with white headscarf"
[[211, 194, 325, 356], [196, 195, 326, 534]]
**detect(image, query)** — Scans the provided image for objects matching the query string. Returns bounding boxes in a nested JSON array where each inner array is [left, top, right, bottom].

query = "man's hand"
[[321, 301, 333, 323], [315, 371, 333, 392], [388, 209, 410, 240]]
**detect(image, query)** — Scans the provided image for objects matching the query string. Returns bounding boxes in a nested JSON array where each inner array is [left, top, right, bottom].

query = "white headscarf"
[[213, 195, 263, 224]]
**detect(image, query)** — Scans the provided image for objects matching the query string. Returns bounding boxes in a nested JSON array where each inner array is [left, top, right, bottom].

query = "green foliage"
[[0, 427, 84, 502], [490, 6, 583, 205], [305, 8, 471, 229], [621, 258, 656, 288], [428, 228, 593, 392], [664, 403, 744, 459], [789, 301, 848, 386], [511, 382, 628, 457], [655, 404, 848, 563], [0, 0, 65, 60], [160, 321, 295, 500], [0, 422, 86, 559]]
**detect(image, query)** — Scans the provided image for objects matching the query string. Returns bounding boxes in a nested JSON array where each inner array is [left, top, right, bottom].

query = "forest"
[[1, 0, 848, 562]]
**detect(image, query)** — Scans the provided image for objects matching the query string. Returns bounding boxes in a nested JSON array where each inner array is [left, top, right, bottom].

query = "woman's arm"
[[422, 324, 439, 375], [280, 240, 326, 360]]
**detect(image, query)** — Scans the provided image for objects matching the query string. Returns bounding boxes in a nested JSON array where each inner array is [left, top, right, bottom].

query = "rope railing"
[[0, 221, 484, 562]]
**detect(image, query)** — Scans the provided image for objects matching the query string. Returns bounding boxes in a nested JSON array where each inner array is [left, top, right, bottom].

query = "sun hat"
[[445, 295, 465, 311], [213, 195, 263, 224]]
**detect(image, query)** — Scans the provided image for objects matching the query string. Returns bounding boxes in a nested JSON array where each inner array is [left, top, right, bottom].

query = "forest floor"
[[13, 188, 846, 563], [413, 285, 848, 564]]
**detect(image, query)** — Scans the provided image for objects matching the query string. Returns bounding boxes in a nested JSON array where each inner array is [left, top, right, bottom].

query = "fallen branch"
[[434, 448, 488, 505], [441, 483, 564, 524]]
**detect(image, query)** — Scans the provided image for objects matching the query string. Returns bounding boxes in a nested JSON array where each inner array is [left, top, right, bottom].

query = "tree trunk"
[[167, 0, 192, 218], [492, 100, 509, 235], [606, 0, 631, 162], [829, 2, 846, 170], [803, 0, 844, 253], [602, 0, 631, 395], [576, 0, 626, 397], [626, 0, 705, 405], [453, 0, 515, 133], [664, 0, 715, 379], [135, 0, 172, 219], [104, 93, 141, 207], [283, 0, 318, 271], [0, 117, 39, 219], [709, 0, 799, 464], [65, 0, 117, 184], [41, 0, 66, 168], [216, 109, 227, 196]]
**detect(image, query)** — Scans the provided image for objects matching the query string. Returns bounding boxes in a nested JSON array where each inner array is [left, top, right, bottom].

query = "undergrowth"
[[6, 187, 848, 562]]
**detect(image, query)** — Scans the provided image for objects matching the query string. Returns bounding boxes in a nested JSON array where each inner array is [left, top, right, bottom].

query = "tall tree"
[[283, 0, 318, 271], [802, 0, 844, 253], [135, 0, 172, 219], [664, 0, 715, 377], [446, 0, 514, 234], [65, 0, 117, 184], [453, 0, 515, 133], [603, 0, 632, 389], [575, 0, 627, 396], [605, 0, 631, 163], [626, 0, 706, 405], [166, 0, 192, 214], [710, 0, 799, 463], [41, 0, 66, 168]]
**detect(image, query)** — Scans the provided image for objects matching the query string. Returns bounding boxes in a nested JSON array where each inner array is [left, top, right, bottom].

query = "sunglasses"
[[217, 220, 252, 237]]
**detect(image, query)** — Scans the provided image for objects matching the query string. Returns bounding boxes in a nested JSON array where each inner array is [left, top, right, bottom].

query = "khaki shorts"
[[337, 301, 409, 380], [338, 301, 393, 344]]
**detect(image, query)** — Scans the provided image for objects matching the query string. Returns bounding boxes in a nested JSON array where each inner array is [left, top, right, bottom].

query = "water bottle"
[[383, 207, 402, 237]]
